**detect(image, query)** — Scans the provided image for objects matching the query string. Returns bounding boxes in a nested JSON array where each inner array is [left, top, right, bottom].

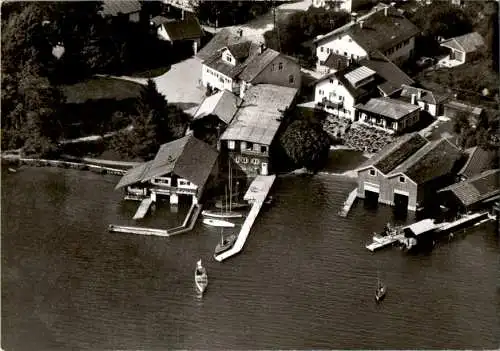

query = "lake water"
[[2, 167, 499, 350]]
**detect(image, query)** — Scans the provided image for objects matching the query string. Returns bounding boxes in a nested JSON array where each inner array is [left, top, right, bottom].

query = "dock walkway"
[[133, 198, 153, 220], [339, 188, 357, 217], [109, 203, 201, 237], [214, 175, 275, 262], [366, 233, 405, 252]]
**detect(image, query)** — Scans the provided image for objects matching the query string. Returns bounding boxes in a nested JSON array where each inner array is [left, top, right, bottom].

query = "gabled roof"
[[115, 135, 218, 190], [388, 138, 463, 184], [322, 53, 350, 71], [444, 100, 483, 116], [238, 49, 281, 82], [193, 90, 242, 124], [316, 62, 380, 100], [160, 15, 202, 41], [359, 133, 428, 174], [440, 32, 485, 53], [221, 84, 298, 145], [360, 52, 414, 96], [400, 84, 448, 105], [151, 16, 174, 26], [314, 5, 420, 54], [439, 169, 500, 207], [101, 0, 141, 16], [356, 97, 420, 120], [458, 146, 498, 179], [203, 41, 260, 79], [197, 28, 246, 61]]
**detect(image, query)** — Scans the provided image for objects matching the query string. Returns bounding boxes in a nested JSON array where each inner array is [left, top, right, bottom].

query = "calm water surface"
[[2, 167, 499, 350]]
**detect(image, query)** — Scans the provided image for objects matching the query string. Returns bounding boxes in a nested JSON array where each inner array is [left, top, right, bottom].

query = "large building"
[[220, 84, 299, 177], [115, 135, 219, 205], [313, 4, 419, 69], [357, 133, 463, 211]]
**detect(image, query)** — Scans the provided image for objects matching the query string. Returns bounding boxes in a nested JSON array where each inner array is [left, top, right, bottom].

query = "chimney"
[[351, 12, 358, 23], [384, 7, 389, 16], [359, 20, 364, 29], [411, 93, 416, 105], [417, 89, 422, 99]]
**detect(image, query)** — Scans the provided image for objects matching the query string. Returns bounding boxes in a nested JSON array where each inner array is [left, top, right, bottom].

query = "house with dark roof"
[[115, 135, 219, 205], [100, 0, 142, 22], [151, 14, 203, 55], [220, 84, 299, 177], [311, 0, 372, 13], [357, 133, 464, 211], [201, 41, 301, 97], [356, 97, 421, 133], [314, 56, 414, 120], [438, 169, 499, 213], [440, 32, 485, 66], [313, 4, 420, 69], [457, 146, 498, 181], [398, 84, 449, 117]]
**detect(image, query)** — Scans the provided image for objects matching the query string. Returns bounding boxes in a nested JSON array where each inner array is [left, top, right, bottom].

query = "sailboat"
[[215, 160, 248, 210], [203, 163, 245, 218], [375, 272, 387, 302], [194, 259, 208, 295], [214, 227, 237, 257]]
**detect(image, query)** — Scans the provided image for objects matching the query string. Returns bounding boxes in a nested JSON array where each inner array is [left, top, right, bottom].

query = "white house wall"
[[201, 64, 234, 92], [316, 34, 368, 65], [157, 26, 171, 41], [314, 78, 356, 120]]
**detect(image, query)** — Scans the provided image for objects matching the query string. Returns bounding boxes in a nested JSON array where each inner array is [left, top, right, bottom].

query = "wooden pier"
[[339, 188, 358, 217], [214, 175, 275, 262], [133, 198, 153, 219], [366, 233, 405, 252], [109, 203, 201, 237]]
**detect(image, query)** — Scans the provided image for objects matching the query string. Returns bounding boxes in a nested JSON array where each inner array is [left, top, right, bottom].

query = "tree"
[[110, 80, 189, 159], [279, 119, 331, 172]]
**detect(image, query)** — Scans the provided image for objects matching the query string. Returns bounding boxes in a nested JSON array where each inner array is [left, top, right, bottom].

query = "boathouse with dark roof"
[[438, 169, 500, 213], [357, 133, 464, 211], [115, 135, 219, 205]]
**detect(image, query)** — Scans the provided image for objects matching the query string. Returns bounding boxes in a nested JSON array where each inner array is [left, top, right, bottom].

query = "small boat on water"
[[215, 200, 248, 210], [202, 210, 243, 218], [203, 218, 235, 228], [194, 259, 208, 294], [214, 228, 237, 256], [8, 168, 17, 173], [375, 273, 387, 302]]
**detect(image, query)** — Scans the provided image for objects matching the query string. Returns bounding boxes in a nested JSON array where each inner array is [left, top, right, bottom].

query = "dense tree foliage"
[[264, 6, 349, 66], [110, 80, 189, 160], [453, 110, 499, 150], [279, 119, 331, 172], [193, 0, 273, 27]]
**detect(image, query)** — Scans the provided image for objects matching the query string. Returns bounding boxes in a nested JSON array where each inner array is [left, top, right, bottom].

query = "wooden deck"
[[339, 188, 358, 217], [133, 198, 153, 220]]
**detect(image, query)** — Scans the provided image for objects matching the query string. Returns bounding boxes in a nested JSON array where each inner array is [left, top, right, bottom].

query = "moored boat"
[[203, 218, 235, 228], [195, 259, 208, 294], [202, 209, 243, 218], [214, 228, 237, 256], [375, 273, 387, 302], [215, 200, 248, 210]]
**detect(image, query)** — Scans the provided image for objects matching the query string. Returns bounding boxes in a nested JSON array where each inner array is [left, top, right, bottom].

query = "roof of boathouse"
[[115, 135, 218, 190]]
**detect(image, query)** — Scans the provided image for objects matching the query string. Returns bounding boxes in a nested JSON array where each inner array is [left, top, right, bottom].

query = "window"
[[399, 176, 405, 183], [369, 169, 376, 176], [289, 75, 294, 84], [251, 158, 260, 165], [320, 47, 324, 52], [319, 89, 323, 95], [344, 52, 347, 56], [241, 157, 249, 164], [225, 55, 232, 62], [261, 145, 268, 153], [228, 140, 235, 149], [348, 38, 352, 42], [278, 62, 283, 70], [329, 79, 334, 84], [327, 48, 330, 54], [339, 96, 344, 101], [246, 142, 253, 150]]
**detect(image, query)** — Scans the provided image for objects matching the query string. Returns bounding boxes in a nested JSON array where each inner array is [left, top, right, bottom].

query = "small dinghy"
[[375, 273, 387, 302], [194, 259, 208, 295], [8, 168, 17, 173], [203, 218, 235, 228]]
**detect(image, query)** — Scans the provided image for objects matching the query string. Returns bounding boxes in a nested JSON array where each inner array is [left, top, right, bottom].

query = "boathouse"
[[357, 133, 464, 211], [438, 169, 500, 214], [115, 135, 219, 205]]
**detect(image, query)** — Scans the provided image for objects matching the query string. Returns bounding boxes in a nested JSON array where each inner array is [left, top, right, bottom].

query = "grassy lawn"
[[61, 77, 144, 104], [128, 65, 171, 79]]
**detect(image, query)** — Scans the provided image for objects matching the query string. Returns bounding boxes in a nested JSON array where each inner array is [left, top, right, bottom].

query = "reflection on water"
[[1, 168, 499, 350]]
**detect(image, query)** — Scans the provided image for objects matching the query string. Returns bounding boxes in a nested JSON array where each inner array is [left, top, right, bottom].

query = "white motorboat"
[[203, 218, 235, 228]]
